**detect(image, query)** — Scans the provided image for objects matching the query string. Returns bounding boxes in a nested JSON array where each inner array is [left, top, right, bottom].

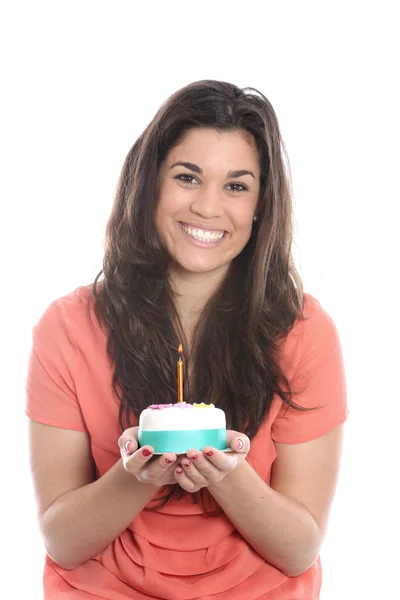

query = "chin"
[[173, 259, 229, 277], [183, 264, 221, 274]]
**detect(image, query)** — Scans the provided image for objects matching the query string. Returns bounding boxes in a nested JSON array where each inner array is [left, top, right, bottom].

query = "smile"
[[178, 222, 226, 243]]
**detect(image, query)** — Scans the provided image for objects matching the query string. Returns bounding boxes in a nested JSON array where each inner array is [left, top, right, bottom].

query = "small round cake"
[[138, 402, 226, 453]]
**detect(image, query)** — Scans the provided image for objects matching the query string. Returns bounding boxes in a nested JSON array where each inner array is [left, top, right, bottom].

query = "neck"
[[169, 265, 227, 343]]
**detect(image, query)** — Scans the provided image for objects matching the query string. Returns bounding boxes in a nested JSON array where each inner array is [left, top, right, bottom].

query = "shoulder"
[[287, 291, 345, 397], [302, 291, 322, 316], [296, 292, 331, 328], [297, 292, 342, 355], [276, 292, 343, 382], [271, 292, 348, 441], [32, 284, 101, 351], [287, 292, 341, 350], [26, 286, 98, 433]]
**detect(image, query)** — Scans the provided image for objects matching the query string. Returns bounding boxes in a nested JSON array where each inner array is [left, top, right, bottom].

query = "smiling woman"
[[26, 79, 348, 599], [156, 128, 260, 278]]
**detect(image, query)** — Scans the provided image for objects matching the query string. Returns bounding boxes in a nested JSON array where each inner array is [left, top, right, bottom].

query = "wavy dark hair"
[[90, 79, 310, 512]]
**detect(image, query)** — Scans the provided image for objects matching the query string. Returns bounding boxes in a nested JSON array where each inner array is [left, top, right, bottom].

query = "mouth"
[[178, 222, 227, 244]]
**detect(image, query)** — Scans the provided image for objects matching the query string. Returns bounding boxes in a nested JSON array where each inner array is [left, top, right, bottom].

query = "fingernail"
[[183, 462, 191, 468], [191, 454, 198, 460], [142, 448, 152, 457], [123, 440, 132, 453], [165, 458, 174, 464], [205, 451, 213, 457], [176, 467, 184, 474], [237, 439, 244, 450]]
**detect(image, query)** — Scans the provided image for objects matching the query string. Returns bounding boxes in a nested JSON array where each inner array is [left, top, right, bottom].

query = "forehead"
[[166, 128, 260, 170]]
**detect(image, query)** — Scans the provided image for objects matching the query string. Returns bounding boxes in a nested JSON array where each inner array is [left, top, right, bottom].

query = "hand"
[[174, 430, 250, 493], [118, 427, 180, 487]]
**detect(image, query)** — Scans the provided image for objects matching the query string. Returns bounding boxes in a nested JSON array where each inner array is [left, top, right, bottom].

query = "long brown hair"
[[91, 80, 310, 511]]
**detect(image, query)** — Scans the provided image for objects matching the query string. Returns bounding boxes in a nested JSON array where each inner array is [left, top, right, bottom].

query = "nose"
[[189, 185, 223, 219]]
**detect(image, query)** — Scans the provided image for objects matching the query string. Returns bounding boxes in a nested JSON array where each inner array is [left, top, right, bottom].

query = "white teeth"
[[180, 223, 225, 242]]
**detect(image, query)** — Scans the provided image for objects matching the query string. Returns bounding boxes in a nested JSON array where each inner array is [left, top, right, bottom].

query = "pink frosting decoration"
[[147, 402, 193, 410]]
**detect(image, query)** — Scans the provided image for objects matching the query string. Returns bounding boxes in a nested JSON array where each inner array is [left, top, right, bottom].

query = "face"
[[155, 128, 260, 281]]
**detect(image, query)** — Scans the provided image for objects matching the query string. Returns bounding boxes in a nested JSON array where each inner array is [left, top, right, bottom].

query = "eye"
[[174, 174, 248, 192], [226, 183, 248, 192], [175, 174, 199, 185]]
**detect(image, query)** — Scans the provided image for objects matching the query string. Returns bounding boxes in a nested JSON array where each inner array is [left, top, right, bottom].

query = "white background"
[[1, 1, 399, 598]]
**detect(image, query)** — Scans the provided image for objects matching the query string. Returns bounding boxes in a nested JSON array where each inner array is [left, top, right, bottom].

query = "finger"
[[175, 464, 205, 493], [147, 452, 179, 476], [139, 459, 178, 484], [118, 427, 139, 455], [180, 458, 209, 487], [135, 452, 178, 483], [123, 445, 156, 476], [187, 449, 229, 478], [225, 431, 250, 454], [120, 438, 139, 456]]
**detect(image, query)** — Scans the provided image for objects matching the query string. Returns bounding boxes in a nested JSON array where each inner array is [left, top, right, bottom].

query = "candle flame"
[[178, 343, 183, 353]]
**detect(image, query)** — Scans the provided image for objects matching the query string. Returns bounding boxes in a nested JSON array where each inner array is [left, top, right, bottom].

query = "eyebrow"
[[169, 161, 256, 180]]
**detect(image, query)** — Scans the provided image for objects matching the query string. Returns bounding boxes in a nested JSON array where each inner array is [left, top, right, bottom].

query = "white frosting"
[[139, 405, 226, 431]]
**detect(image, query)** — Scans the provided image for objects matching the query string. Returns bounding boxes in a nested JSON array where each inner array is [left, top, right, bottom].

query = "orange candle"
[[177, 344, 184, 403]]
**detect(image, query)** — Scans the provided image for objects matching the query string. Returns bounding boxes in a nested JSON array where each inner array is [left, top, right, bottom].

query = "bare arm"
[[199, 426, 344, 576], [207, 426, 343, 576], [29, 421, 177, 569]]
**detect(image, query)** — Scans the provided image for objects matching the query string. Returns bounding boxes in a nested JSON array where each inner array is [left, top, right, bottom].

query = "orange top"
[[25, 285, 348, 599]]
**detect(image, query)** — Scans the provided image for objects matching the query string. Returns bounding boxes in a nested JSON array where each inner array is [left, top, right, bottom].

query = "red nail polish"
[[183, 462, 191, 468], [205, 451, 213, 457], [176, 467, 183, 474], [165, 458, 174, 464], [191, 454, 198, 460], [142, 448, 152, 457]]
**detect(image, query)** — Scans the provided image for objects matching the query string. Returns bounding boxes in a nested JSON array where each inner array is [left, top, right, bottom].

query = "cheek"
[[156, 187, 187, 221], [155, 192, 184, 244], [154, 205, 163, 234], [233, 206, 257, 232]]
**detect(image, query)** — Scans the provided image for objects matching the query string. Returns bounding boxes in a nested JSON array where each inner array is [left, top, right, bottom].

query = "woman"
[[26, 80, 348, 599]]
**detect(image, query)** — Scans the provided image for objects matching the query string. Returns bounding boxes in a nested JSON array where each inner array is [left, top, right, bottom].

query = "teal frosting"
[[138, 428, 226, 453]]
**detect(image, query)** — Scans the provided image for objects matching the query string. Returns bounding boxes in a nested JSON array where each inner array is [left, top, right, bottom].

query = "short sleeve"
[[271, 304, 348, 443], [25, 299, 88, 432]]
